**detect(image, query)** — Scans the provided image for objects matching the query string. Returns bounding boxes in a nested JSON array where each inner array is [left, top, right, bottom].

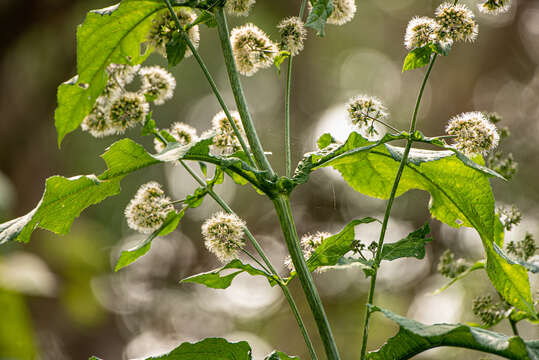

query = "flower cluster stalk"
[[359, 55, 438, 360]]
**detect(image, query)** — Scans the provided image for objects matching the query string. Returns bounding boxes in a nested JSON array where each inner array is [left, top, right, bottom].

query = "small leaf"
[[191, 10, 217, 28], [181, 259, 278, 289], [317, 133, 336, 150], [114, 211, 184, 272], [145, 338, 252, 360], [368, 306, 538, 360], [166, 32, 187, 67], [273, 51, 290, 73], [305, 0, 334, 37], [381, 223, 431, 261], [402, 45, 434, 72], [493, 243, 539, 274], [264, 351, 300, 360]]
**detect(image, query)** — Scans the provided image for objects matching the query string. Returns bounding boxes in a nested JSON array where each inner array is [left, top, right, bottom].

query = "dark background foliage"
[[0, 0, 537, 359]]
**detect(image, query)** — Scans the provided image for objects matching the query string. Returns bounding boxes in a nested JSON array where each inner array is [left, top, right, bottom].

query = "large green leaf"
[[55, 0, 185, 145], [368, 306, 539, 360], [146, 338, 252, 360], [181, 259, 278, 289], [311, 132, 534, 315]]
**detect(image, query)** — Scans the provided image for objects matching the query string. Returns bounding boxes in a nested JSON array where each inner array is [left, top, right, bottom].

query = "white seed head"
[[81, 97, 115, 138], [125, 182, 174, 234], [154, 122, 198, 153], [140, 66, 176, 105], [347, 95, 389, 129], [308, 0, 356, 26], [225, 0, 256, 17], [435, 3, 478, 43], [404, 17, 439, 50], [148, 8, 200, 58], [107, 64, 140, 87], [285, 232, 332, 272], [478, 0, 511, 15], [230, 23, 278, 76], [202, 212, 246, 263], [277, 17, 307, 56], [107, 91, 149, 134], [445, 111, 500, 155], [211, 110, 246, 155]]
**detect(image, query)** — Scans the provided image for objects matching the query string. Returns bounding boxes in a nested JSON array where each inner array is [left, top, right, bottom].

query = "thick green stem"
[[359, 55, 438, 360], [163, 0, 255, 168], [273, 194, 341, 360], [214, 7, 275, 176], [180, 161, 318, 360], [509, 318, 520, 336]]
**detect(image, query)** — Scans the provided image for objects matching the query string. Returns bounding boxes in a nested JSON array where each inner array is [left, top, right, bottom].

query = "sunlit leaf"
[[381, 223, 431, 261], [305, 0, 334, 36]]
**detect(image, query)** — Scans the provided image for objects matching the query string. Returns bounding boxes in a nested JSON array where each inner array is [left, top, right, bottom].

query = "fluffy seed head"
[[230, 23, 278, 76], [107, 91, 149, 134], [148, 8, 200, 58], [478, 0, 511, 15], [435, 3, 478, 43], [225, 0, 256, 16], [81, 97, 115, 138], [154, 122, 198, 153], [404, 17, 440, 50], [140, 66, 176, 105], [308, 0, 356, 26], [211, 110, 246, 155], [284, 232, 332, 272], [277, 17, 307, 56], [202, 212, 246, 262], [445, 111, 500, 155], [125, 182, 174, 234], [347, 95, 389, 128]]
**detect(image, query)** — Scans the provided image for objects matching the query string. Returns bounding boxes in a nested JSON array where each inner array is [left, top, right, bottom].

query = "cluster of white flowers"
[[478, 0, 511, 15], [284, 232, 332, 272], [202, 212, 246, 262], [210, 110, 247, 155], [445, 111, 499, 155], [404, 2, 487, 51], [277, 17, 307, 56], [125, 182, 174, 234], [81, 64, 176, 138], [230, 23, 278, 76], [347, 95, 389, 129], [154, 122, 198, 153], [225, 0, 256, 17], [308, 0, 357, 26], [148, 8, 200, 58]]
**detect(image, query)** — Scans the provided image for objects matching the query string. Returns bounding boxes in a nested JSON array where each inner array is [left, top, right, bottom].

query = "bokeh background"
[[0, 0, 538, 359]]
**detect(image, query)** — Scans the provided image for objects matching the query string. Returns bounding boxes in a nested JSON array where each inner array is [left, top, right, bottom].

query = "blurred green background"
[[0, 0, 538, 359]]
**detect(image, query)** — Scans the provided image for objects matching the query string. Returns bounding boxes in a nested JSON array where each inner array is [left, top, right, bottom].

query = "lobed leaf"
[[368, 306, 539, 360], [305, 0, 334, 36], [312, 132, 534, 315], [181, 259, 278, 289]]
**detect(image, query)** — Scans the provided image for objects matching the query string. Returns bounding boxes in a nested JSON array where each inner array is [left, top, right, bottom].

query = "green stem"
[[214, 7, 275, 177], [509, 318, 520, 336], [273, 194, 341, 360], [359, 54, 438, 360], [179, 160, 318, 360], [163, 0, 256, 168]]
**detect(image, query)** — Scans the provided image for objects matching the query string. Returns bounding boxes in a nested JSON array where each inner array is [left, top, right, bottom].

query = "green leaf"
[[191, 9, 217, 28], [314, 131, 534, 315], [493, 243, 539, 274], [317, 133, 336, 150], [367, 306, 538, 360], [402, 45, 434, 72], [146, 338, 252, 360], [141, 114, 157, 136], [114, 211, 184, 271], [89, 357, 102, 360], [181, 259, 278, 289], [166, 32, 188, 67], [264, 351, 300, 360], [304, 218, 378, 272], [433, 260, 485, 295], [55, 0, 184, 145], [381, 223, 431, 261], [273, 51, 290, 73], [305, 0, 334, 36]]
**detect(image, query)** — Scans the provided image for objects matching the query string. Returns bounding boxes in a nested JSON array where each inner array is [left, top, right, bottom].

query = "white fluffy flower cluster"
[[210, 110, 247, 155], [124, 182, 174, 234], [225, 0, 256, 17], [277, 17, 307, 56], [202, 212, 246, 262], [148, 8, 200, 58], [445, 111, 500, 155], [81, 64, 176, 138], [154, 122, 198, 153], [308, 0, 357, 26], [347, 95, 389, 129], [284, 232, 332, 272], [230, 23, 278, 76], [478, 0, 511, 15]]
